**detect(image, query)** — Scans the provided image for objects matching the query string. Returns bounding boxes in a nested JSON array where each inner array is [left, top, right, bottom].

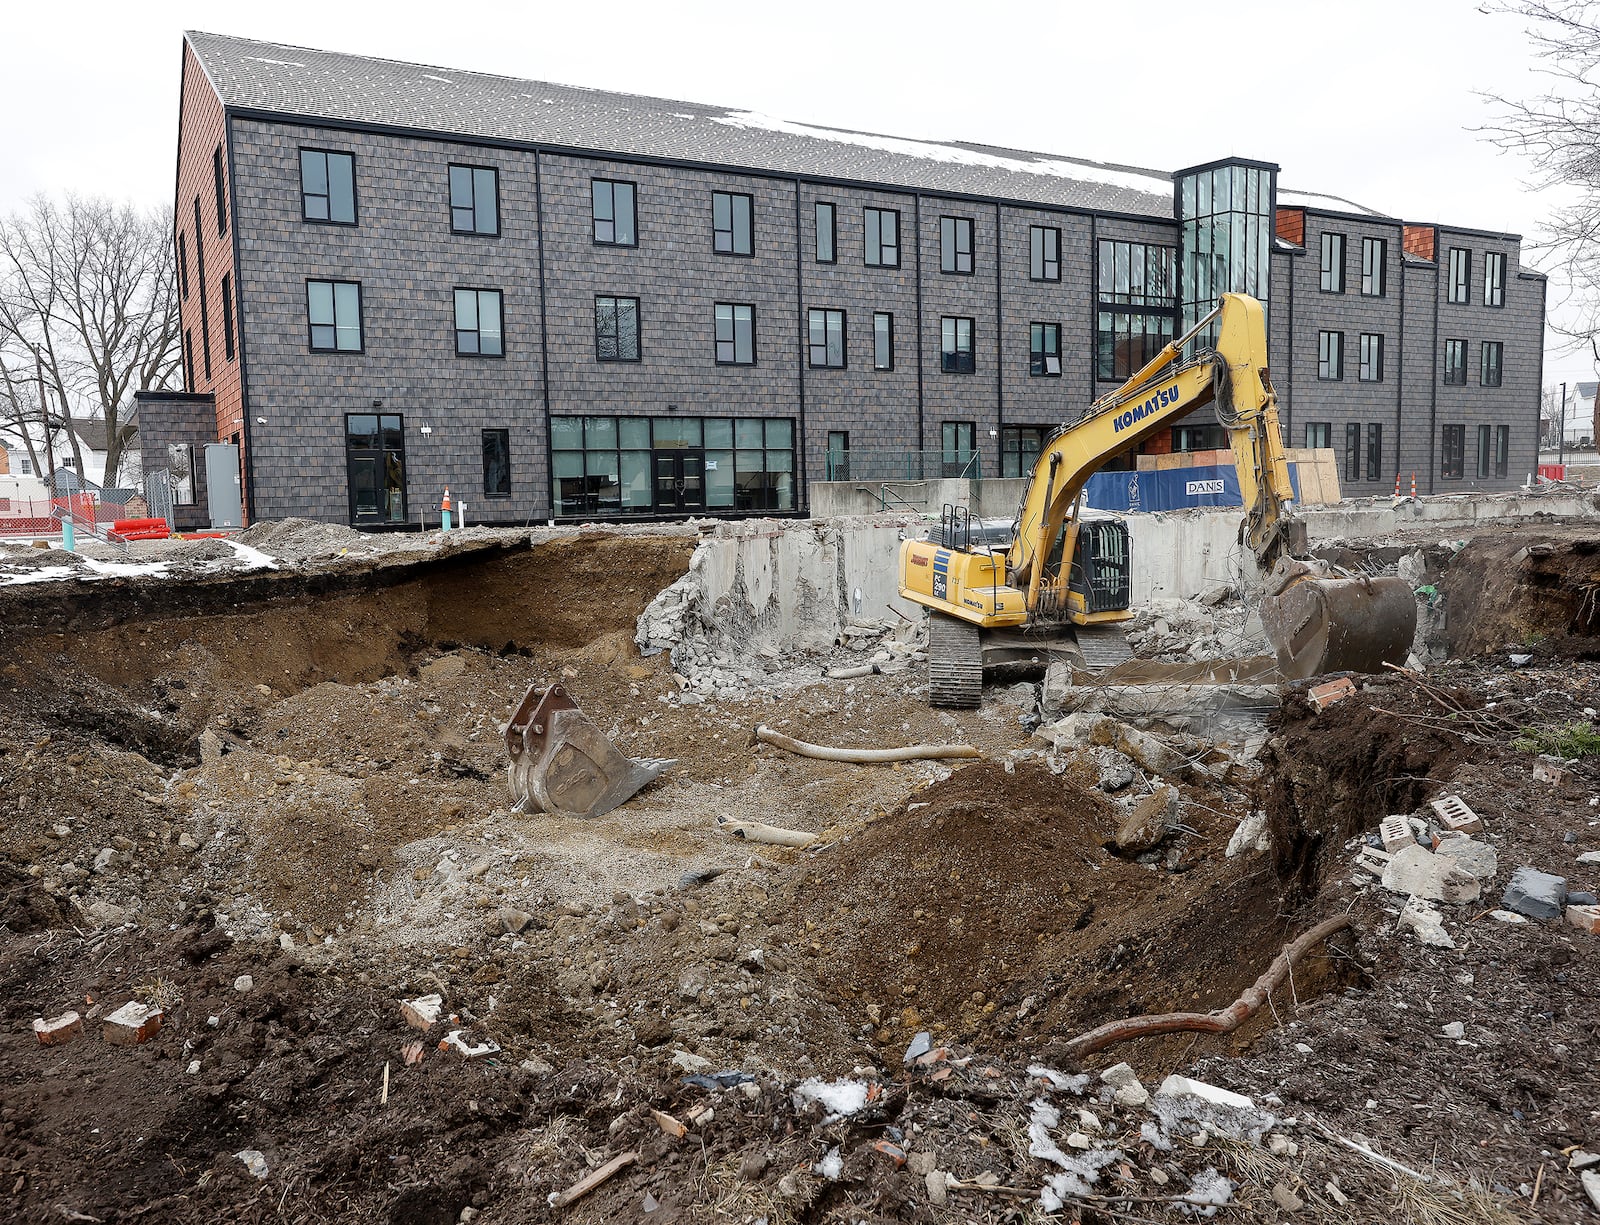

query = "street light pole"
[[1559, 382, 1567, 467]]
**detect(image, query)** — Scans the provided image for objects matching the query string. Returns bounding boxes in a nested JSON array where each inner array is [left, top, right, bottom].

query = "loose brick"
[[33, 1011, 83, 1046], [401, 993, 443, 1030], [1308, 677, 1356, 712], [103, 1002, 163, 1046], [1379, 815, 1415, 853], [1566, 904, 1600, 936], [1430, 795, 1483, 834]]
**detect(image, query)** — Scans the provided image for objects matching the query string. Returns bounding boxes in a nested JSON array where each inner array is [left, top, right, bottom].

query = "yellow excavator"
[[899, 292, 1417, 707]]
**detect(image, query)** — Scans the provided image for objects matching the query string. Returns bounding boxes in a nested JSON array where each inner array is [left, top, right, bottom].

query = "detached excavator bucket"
[[504, 683, 674, 817], [1260, 558, 1418, 681]]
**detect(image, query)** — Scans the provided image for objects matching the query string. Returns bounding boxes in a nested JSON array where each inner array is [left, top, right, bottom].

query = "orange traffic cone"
[[1393, 472, 1401, 496], [1410, 471, 1417, 498], [441, 487, 453, 531]]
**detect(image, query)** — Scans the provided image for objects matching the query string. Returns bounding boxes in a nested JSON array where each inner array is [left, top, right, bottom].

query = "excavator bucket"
[[1260, 558, 1418, 681], [503, 683, 675, 817]]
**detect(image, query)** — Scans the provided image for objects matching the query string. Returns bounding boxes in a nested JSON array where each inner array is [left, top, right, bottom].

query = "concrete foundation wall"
[[809, 478, 1029, 519]]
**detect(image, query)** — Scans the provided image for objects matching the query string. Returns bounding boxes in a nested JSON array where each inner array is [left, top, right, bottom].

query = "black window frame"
[[1002, 425, 1050, 478], [1441, 423, 1465, 480], [178, 231, 189, 300], [213, 145, 227, 237], [449, 163, 501, 237], [1480, 340, 1503, 387], [1360, 236, 1386, 296], [299, 147, 357, 226], [1317, 330, 1344, 380], [1030, 225, 1061, 282], [193, 198, 211, 380], [1484, 251, 1506, 308], [454, 287, 505, 358], [1305, 422, 1332, 450], [712, 191, 754, 257], [594, 295, 641, 363], [714, 302, 756, 366], [826, 430, 850, 479], [940, 316, 975, 374], [1173, 423, 1229, 452], [306, 278, 364, 354], [1358, 332, 1384, 382], [872, 311, 894, 371], [1443, 338, 1467, 386], [221, 272, 235, 362], [815, 201, 836, 264], [1095, 239, 1178, 380], [1344, 423, 1362, 482], [591, 178, 637, 247], [1029, 321, 1061, 377], [481, 428, 511, 499], [807, 308, 847, 369], [183, 328, 194, 390], [1448, 248, 1471, 304], [940, 215, 974, 275], [1320, 232, 1345, 293], [1494, 424, 1510, 478], [864, 207, 900, 268], [1366, 423, 1383, 482], [1476, 423, 1493, 478]]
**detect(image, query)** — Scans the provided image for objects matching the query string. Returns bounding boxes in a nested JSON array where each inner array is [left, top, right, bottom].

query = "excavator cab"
[[1067, 519, 1132, 618]]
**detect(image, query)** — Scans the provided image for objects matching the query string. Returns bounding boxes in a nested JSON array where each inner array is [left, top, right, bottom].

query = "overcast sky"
[[4, 0, 1592, 391]]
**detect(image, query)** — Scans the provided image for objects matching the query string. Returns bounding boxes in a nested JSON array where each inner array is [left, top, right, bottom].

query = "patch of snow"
[[220, 539, 278, 571], [791, 1077, 870, 1121], [1027, 1064, 1090, 1093], [422, 74, 455, 85], [0, 565, 78, 586], [1276, 186, 1383, 216], [1183, 1167, 1235, 1217], [813, 1146, 843, 1180], [243, 56, 306, 68], [81, 558, 171, 580], [710, 110, 1169, 196]]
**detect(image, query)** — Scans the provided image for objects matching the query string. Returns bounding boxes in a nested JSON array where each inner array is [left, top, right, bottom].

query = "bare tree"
[[0, 195, 182, 486], [1480, 3, 1600, 368]]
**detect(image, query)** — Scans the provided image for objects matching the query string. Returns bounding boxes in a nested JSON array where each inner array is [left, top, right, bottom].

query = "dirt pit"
[[0, 521, 1596, 1223]]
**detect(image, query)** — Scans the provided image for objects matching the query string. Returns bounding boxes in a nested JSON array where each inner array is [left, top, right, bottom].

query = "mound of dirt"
[[1441, 529, 1600, 658]]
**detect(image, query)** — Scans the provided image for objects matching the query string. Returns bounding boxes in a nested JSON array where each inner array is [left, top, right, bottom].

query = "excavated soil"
[[1439, 529, 1600, 658], [0, 520, 1596, 1223]]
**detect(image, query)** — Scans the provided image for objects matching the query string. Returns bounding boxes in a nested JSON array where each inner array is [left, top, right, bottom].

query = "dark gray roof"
[[186, 31, 1180, 218]]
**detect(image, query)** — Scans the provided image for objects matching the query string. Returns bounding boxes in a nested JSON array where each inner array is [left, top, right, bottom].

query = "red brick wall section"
[[175, 39, 246, 510], [1402, 224, 1436, 262], [1275, 208, 1305, 246]]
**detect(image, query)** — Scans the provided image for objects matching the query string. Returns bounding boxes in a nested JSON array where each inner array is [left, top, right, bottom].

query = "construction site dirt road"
[[0, 504, 1596, 1224]]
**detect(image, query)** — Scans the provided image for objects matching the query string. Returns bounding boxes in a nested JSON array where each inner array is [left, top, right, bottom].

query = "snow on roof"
[[1275, 186, 1386, 217]]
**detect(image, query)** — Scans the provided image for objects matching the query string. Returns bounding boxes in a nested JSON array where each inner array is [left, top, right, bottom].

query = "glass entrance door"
[[346, 413, 407, 525], [653, 450, 705, 513]]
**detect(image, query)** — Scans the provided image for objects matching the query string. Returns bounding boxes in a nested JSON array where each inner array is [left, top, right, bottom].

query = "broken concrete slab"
[[1398, 896, 1455, 948], [1155, 1074, 1255, 1112], [1501, 866, 1568, 921], [1381, 844, 1482, 903], [1225, 810, 1269, 858], [1433, 837, 1498, 881], [1115, 785, 1178, 854], [1092, 721, 1191, 779]]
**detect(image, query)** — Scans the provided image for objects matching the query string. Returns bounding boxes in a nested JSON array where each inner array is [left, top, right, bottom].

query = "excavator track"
[[927, 613, 983, 708]]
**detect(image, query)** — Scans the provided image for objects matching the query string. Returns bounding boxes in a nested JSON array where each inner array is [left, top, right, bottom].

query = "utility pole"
[[1559, 382, 1567, 467]]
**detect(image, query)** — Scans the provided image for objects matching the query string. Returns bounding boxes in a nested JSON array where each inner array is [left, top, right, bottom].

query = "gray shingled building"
[[148, 30, 1547, 528]]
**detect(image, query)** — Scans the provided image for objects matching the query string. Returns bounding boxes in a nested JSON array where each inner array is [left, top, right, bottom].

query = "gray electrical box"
[[204, 443, 243, 529]]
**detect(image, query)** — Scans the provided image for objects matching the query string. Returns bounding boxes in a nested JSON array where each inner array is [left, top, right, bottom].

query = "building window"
[[713, 191, 754, 256], [1443, 338, 1466, 385], [482, 429, 511, 498], [1344, 423, 1362, 482], [1366, 423, 1383, 481], [183, 328, 194, 390], [826, 430, 849, 480], [873, 311, 894, 371], [1173, 423, 1229, 452], [714, 303, 755, 365], [941, 317, 975, 374], [941, 421, 977, 476], [815, 201, 836, 263], [454, 288, 504, 357], [808, 308, 846, 369], [550, 415, 794, 515], [1318, 330, 1344, 380], [940, 216, 974, 274], [1441, 423, 1465, 479], [1485, 251, 1505, 307], [1031, 226, 1060, 282], [307, 280, 362, 352], [1476, 424, 1493, 478], [1320, 232, 1345, 293], [1480, 340, 1503, 387], [864, 207, 900, 267], [1448, 248, 1470, 303], [592, 179, 636, 246], [1361, 237, 1386, 296], [345, 413, 407, 525], [595, 295, 641, 362], [1305, 422, 1332, 450], [221, 273, 234, 362], [1096, 239, 1177, 379], [1002, 426, 1049, 477], [194, 200, 211, 380], [1358, 332, 1383, 382], [213, 145, 227, 236], [449, 164, 499, 236], [1029, 322, 1061, 376], [300, 149, 356, 225], [178, 232, 189, 300], [1495, 424, 1509, 477]]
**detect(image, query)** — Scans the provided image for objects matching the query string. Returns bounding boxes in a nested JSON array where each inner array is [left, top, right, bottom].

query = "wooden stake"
[[548, 1152, 637, 1210], [381, 1061, 390, 1106]]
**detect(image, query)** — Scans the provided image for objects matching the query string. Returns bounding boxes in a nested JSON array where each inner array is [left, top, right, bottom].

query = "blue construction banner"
[[1082, 464, 1302, 513]]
